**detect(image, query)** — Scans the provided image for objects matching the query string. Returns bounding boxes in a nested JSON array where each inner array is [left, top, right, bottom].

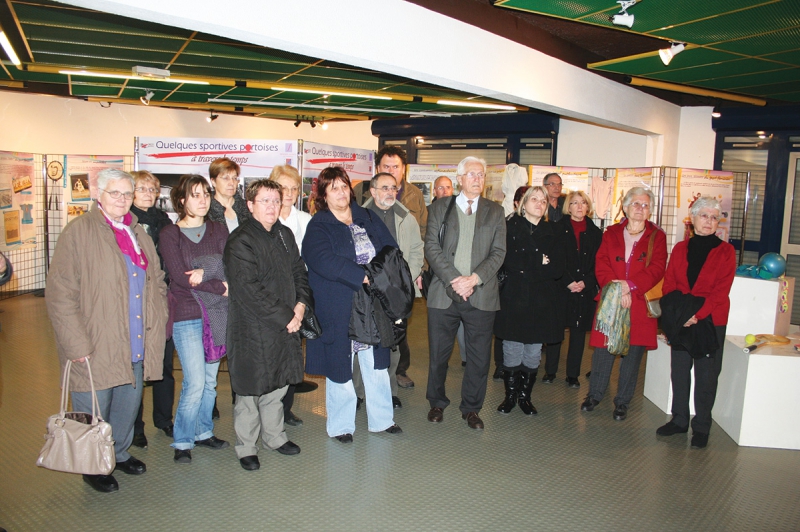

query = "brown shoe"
[[396, 374, 415, 388], [462, 411, 484, 430], [427, 407, 444, 423]]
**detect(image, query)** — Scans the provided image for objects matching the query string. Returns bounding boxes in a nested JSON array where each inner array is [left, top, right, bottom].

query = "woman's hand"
[[293, 302, 306, 322], [186, 268, 204, 287], [567, 281, 585, 293], [683, 315, 698, 327], [542, 254, 550, 265], [363, 275, 370, 286], [72, 356, 88, 363], [286, 315, 302, 334], [620, 293, 632, 309], [613, 279, 631, 295], [222, 281, 228, 297]]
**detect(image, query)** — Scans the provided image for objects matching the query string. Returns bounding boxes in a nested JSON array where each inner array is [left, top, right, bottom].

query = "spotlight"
[[321, 121, 328, 130], [140, 90, 155, 105], [711, 106, 721, 118], [659, 42, 686, 66], [310, 120, 317, 128], [294, 118, 301, 127], [610, 0, 636, 28], [206, 111, 218, 122]]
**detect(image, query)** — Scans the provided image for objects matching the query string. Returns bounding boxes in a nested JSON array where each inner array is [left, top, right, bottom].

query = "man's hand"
[[415, 276, 423, 290], [451, 273, 479, 299]]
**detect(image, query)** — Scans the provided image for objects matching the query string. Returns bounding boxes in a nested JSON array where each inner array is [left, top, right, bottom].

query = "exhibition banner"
[[613, 167, 653, 223], [65, 155, 124, 203], [529, 165, 590, 193], [676, 168, 734, 242], [0, 151, 36, 251], [485, 164, 506, 204], [407, 164, 458, 205], [301, 141, 374, 213]]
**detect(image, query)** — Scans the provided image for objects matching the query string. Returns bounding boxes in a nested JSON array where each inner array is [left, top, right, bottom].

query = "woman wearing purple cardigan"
[[160, 174, 230, 464]]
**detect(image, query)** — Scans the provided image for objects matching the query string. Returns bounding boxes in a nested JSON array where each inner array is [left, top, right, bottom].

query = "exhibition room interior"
[[1, 1, 800, 530]]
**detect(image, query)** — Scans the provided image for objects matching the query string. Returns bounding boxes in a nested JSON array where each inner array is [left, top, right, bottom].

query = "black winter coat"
[[130, 204, 172, 283], [494, 215, 564, 344], [223, 218, 312, 396], [555, 216, 603, 330]]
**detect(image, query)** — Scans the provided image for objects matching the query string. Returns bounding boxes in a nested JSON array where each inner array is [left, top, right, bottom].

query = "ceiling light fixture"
[[0, 32, 21, 66], [610, 0, 637, 29], [140, 90, 155, 105], [310, 120, 317, 128], [208, 98, 453, 117], [321, 120, 328, 130], [436, 99, 516, 111], [711, 106, 722, 118], [271, 86, 392, 100], [294, 117, 302, 127], [206, 111, 219, 122], [659, 42, 686, 66], [58, 69, 209, 85]]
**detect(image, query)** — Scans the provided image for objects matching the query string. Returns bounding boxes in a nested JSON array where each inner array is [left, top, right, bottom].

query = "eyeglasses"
[[697, 213, 719, 222], [216, 175, 239, 182], [630, 201, 650, 210], [463, 172, 485, 180], [374, 186, 398, 193], [101, 189, 133, 200], [254, 199, 281, 206], [569, 200, 588, 206], [544, 182, 563, 188], [135, 187, 159, 195]]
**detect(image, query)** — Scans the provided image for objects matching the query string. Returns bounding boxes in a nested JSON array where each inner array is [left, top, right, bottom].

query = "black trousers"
[[426, 301, 494, 414], [494, 336, 503, 369], [134, 337, 175, 434], [544, 341, 563, 375], [670, 325, 726, 434], [396, 336, 411, 376], [551, 327, 590, 379]]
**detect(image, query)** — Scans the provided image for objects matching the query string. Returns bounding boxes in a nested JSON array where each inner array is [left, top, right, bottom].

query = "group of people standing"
[[44, 145, 736, 494]]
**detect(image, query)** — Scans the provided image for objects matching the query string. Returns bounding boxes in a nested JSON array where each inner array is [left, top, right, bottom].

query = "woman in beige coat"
[[46, 168, 168, 494]]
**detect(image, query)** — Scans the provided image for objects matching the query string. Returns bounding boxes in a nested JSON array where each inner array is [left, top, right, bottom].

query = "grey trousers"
[[71, 361, 143, 463], [587, 345, 646, 407], [354, 347, 400, 398], [233, 385, 288, 458]]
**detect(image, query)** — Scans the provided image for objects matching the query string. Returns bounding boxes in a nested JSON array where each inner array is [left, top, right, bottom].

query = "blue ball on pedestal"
[[757, 252, 786, 277]]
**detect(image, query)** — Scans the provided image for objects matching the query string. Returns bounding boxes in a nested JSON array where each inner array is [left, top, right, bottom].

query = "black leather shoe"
[[115, 456, 146, 475], [285, 411, 304, 427], [656, 421, 689, 436], [275, 441, 301, 455], [613, 404, 628, 421], [173, 449, 192, 464], [581, 397, 600, 412], [83, 474, 119, 493], [356, 397, 363, 411], [195, 436, 229, 450], [131, 432, 148, 449], [462, 411, 484, 430], [239, 455, 260, 471], [212, 405, 220, 420], [492, 367, 503, 381], [160, 425, 174, 438], [691, 432, 709, 449], [542, 373, 556, 384], [461, 361, 466, 367], [392, 396, 402, 409], [566, 377, 580, 388], [334, 433, 353, 443], [427, 407, 444, 423], [385, 424, 403, 434]]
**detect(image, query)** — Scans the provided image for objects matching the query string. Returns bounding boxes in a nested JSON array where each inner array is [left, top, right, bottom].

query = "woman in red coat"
[[581, 187, 666, 421], [656, 197, 736, 449]]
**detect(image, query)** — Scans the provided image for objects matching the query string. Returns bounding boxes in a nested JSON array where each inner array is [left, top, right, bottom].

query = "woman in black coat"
[[550, 190, 603, 388], [494, 186, 564, 415]]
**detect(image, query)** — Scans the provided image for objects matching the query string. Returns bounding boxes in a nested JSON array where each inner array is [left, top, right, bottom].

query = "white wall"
[[676, 106, 716, 170], [556, 119, 649, 168], [0, 92, 378, 155]]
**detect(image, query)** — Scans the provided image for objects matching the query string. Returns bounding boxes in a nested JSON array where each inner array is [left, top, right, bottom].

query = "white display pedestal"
[[727, 276, 794, 336], [643, 337, 695, 416], [713, 336, 800, 450]]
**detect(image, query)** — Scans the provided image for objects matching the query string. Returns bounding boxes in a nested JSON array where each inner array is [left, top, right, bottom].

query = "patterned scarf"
[[595, 282, 631, 356], [99, 203, 148, 271]]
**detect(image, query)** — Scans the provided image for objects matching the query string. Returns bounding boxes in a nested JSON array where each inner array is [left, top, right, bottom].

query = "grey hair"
[[543, 172, 561, 185], [457, 156, 486, 176], [689, 196, 721, 216], [97, 168, 135, 191], [370, 172, 396, 189], [622, 186, 655, 209]]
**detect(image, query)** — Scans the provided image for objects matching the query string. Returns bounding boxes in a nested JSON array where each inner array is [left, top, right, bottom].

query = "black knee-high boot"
[[518, 369, 538, 415], [497, 370, 519, 414]]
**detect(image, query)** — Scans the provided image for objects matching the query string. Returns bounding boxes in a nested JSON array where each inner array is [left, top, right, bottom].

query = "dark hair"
[[245, 178, 282, 203], [171, 174, 212, 220], [376, 145, 407, 168], [314, 166, 356, 213], [209, 157, 240, 180], [513, 185, 530, 206], [370, 172, 396, 189], [542, 172, 561, 185]]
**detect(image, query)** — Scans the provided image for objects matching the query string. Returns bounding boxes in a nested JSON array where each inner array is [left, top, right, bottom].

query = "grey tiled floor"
[[1, 295, 799, 531]]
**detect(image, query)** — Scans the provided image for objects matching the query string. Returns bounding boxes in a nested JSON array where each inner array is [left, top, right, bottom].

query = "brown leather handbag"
[[36, 358, 116, 475], [644, 230, 664, 318]]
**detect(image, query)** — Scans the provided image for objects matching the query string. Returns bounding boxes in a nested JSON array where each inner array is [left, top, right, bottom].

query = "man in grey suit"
[[424, 156, 506, 429]]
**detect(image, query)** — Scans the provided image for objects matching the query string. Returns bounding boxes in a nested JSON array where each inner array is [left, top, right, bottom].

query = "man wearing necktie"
[[424, 156, 507, 430]]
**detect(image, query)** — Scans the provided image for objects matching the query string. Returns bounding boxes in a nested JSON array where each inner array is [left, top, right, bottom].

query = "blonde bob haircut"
[[517, 185, 549, 221], [269, 164, 302, 188], [130, 170, 160, 189], [562, 190, 594, 218]]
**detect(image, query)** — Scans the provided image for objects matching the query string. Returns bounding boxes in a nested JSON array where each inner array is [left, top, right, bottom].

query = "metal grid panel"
[[785, 254, 800, 325], [652, 166, 678, 255], [723, 151, 768, 247]]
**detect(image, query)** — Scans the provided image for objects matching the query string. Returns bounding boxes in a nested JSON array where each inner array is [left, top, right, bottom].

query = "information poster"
[[65, 155, 125, 202], [529, 165, 590, 193], [0, 151, 36, 250], [485, 164, 506, 204], [407, 164, 458, 205], [301, 142, 374, 212], [676, 168, 734, 242], [613, 168, 653, 223]]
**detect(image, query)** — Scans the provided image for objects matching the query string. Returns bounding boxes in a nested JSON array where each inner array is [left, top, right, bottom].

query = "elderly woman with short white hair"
[[656, 196, 736, 449], [46, 168, 168, 493], [581, 186, 666, 422]]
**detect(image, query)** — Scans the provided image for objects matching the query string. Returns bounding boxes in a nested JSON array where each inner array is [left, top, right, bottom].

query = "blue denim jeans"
[[172, 320, 220, 450], [326, 347, 393, 437], [71, 361, 143, 462]]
